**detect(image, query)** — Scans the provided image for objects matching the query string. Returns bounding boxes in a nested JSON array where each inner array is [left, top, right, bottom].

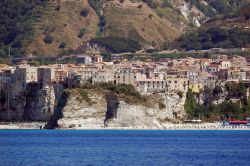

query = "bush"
[[178, 27, 250, 50], [0, 0, 48, 57], [158, 101, 166, 109], [77, 89, 92, 105], [89, 37, 141, 53], [80, 8, 89, 17], [43, 34, 53, 44], [184, 90, 197, 117], [59, 42, 66, 49], [78, 28, 85, 38], [142, 0, 158, 9], [213, 85, 223, 96], [177, 90, 183, 99]]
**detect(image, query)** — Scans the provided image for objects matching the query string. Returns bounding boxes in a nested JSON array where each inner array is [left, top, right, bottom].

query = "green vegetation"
[[208, 0, 246, 15], [80, 8, 89, 17], [142, 0, 158, 9], [80, 82, 146, 104], [98, 83, 144, 102], [78, 28, 86, 38], [185, 82, 250, 121], [178, 27, 250, 50], [176, 90, 183, 99], [76, 89, 92, 105], [188, 0, 216, 17], [158, 101, 166, 109], [58, 42, 66, 49], [0, 0, 47, 57], [184, 90, 197, 117], [43, 34, 54, 44], [88, 0, 105, 34], [89, 37, 141, 53]]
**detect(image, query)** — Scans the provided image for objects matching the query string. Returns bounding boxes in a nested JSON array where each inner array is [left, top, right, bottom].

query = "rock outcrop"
[[0, 83, 64, 121], [54, 89, 186, 129]]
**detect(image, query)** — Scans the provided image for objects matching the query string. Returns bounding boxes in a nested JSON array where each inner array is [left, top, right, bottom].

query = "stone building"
[[15, 65, 37, 94]]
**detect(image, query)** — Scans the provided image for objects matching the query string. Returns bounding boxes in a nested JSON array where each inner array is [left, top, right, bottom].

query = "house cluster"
[[1, 54, 250, 99]]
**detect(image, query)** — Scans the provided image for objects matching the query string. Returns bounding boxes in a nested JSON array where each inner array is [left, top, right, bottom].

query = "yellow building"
[[189, 83, 204, 93]]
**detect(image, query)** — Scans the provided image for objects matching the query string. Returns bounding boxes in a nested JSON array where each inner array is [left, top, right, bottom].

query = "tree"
[[184, 90, 197, 117]]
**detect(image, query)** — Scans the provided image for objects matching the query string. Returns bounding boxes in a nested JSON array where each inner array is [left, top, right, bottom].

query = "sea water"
[[0, 130, 250, 166]]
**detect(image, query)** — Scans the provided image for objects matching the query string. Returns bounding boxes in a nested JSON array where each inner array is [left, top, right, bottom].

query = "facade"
[[15, 65, 37, 94], [76, 56, 92, 64], [138, 78, 166, 95], [166, 76, 189, 92], [92, 69, 114, 84], [114, 68, 143, 87], [37, 67, 55, 86]]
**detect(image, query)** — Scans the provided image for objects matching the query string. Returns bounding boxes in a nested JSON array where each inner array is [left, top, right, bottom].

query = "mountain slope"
[[0, 0, 249, 57], [177, 3, 250, 50]]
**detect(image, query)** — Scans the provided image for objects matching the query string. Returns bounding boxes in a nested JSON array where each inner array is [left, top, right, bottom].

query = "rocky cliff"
[[51, 89, 186, 129], [0, 83, 64, 121]]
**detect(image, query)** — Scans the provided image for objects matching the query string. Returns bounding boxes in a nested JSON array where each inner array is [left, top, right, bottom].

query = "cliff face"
[[0, 83, 64, 121], [55, 89, 186, 129]]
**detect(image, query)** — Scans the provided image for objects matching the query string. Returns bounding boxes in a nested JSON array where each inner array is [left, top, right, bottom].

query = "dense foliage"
[[184, 90, 197, 117], [185, 82, 250, 121], [0, 0, 47, 57], [188, 0, 216, 17], [87, 0, 106, 33], [178, 27, 250, 50], [80, 82, 146, 104], [208, 0, 247, 15], [89, 37, 141, 53]]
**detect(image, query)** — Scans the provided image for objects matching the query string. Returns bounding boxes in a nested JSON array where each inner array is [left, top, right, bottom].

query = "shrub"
[[158, 101, 166, 109], [148, 14, 153, 19], [80, 8, 89, 17], [43, 34, 53, 44], [89, 37, 141, 53], [184, 90, 197, 117], [178, 27, 250, 50], [213, 85, 223, 96], [137, 4, 143, 9], [78, 28, 85, 38], [59, 42, 66, 49], [77, 89, 92, 105], [142, 0, 158, 9], [177, 90, 183, 99]]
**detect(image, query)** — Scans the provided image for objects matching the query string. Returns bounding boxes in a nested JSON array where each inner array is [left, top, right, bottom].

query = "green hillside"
[[0, 0, 249, 57]]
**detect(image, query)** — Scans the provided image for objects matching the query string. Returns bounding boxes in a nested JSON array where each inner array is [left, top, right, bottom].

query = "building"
[[115, 68, 144, 87], [166, 76, 189, 93], [92, 69, 114, 84], [137, 78, 166, 95], [76, 55, 92, 64], [15, 65, 37, 94], [37, 66, 55, 86]]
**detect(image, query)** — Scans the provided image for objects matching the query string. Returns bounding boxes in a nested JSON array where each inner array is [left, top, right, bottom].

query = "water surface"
[[0, 130, 250, 166]]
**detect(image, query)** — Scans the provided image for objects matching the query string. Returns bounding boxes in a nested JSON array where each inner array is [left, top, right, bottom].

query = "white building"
[[15, 65, 37, 94], [92, 69, 114, 84], [137, 78, 166, 95]]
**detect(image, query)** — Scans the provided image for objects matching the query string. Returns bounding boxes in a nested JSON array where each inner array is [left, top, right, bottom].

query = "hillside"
[[0, 0, 250, 57], [177, 3, 250, 50], [0, 0, 99, 57]]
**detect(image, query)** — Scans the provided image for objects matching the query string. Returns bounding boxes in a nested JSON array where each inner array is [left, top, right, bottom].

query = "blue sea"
[[0, 130, 250, 166]]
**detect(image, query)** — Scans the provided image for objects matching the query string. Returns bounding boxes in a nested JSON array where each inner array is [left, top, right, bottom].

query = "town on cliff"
[[1, 51, 250, 129]]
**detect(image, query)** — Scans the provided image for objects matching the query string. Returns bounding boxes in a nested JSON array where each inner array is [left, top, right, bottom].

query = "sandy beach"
[[1, 122, 250, 130], [0, 122, 46, 129]]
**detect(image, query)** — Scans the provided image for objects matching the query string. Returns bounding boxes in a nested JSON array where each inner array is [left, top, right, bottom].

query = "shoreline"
[[1, 122, 250, 130]]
